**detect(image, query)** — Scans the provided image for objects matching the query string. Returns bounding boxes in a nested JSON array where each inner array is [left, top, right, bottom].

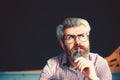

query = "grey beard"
[[81, 51, 89, 59], [70, 50, 89, 61]]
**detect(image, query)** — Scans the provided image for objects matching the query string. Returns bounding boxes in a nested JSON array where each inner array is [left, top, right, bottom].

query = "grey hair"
[[56, 18, 91, 41]]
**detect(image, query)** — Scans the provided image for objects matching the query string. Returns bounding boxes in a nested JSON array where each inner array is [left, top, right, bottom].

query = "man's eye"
[[67, 35, 74, 40], [78, 34, 85, 37]]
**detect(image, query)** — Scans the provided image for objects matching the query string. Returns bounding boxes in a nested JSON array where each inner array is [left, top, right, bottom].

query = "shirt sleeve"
[[39, 58, 58, 80], [95, 55, 112, 80]]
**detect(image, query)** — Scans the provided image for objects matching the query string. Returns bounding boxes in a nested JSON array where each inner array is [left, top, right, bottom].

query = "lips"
[[74, 47, 84, 51], [73, 48, 85, 56]]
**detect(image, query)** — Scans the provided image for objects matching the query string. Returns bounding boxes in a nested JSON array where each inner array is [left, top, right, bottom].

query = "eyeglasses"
[[64, 34, 88, 44]]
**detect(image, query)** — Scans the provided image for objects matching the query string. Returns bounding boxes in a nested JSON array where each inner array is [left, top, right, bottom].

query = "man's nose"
[[74, 37, 80, 45]]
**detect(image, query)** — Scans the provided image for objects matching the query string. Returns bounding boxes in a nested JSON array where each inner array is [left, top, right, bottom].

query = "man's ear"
[[59, 40, 65, 50]]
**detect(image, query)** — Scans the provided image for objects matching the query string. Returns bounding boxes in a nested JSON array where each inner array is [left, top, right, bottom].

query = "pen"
[[77, 48, 80, 58]]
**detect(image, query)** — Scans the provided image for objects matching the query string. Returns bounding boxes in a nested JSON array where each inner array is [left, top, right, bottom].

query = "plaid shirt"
[[40, 52, 112, 80]]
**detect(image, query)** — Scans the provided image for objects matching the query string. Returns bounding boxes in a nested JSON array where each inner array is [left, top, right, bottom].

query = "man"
[[40, 18, 112, 80]]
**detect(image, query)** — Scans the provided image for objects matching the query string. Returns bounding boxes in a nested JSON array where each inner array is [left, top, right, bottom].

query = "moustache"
[[73, 45, 85, 50]]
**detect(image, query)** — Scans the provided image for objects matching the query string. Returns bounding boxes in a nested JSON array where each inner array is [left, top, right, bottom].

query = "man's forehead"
[[64, 25, 88, 35]]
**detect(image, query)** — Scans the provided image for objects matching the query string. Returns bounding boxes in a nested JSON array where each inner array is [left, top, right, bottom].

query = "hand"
[[74, 57, 99, 80]]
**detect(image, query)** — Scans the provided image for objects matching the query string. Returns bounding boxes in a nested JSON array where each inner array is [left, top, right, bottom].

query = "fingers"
[[74, 57, 85, 63], [74, 57, 90, 72], [74, 57, 97, 79]]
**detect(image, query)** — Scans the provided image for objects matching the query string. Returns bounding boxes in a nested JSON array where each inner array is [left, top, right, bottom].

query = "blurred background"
[[0, 0, 120, 71]]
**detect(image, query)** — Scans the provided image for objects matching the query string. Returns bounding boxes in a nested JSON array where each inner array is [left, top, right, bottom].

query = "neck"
[[67, 56, 77, 68]]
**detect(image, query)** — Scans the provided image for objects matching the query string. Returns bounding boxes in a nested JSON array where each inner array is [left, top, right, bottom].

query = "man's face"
[[62, 25, 90, 60]]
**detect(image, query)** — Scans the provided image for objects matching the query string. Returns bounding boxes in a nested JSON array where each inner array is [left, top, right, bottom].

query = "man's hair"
[[56, 18, 91, 41]]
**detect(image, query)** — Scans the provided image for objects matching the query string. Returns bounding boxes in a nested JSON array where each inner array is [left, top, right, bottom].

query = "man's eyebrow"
[[65, 34, 74, 36]]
